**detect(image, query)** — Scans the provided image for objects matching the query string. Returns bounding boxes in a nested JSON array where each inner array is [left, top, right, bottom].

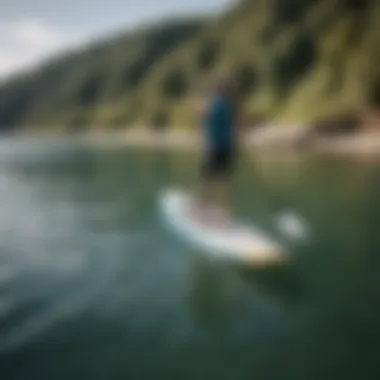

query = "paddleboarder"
[[194, 73, 243, 224]]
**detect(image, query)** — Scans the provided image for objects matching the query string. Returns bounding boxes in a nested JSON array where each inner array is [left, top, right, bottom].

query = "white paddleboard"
[[159, 189, 286, 266]]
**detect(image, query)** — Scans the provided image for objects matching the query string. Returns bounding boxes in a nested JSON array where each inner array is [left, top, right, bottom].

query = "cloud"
[[0, 19, 84, 78]]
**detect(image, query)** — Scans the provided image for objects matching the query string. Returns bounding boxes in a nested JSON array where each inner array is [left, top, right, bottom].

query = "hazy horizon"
[[0, 0, 234, 79]]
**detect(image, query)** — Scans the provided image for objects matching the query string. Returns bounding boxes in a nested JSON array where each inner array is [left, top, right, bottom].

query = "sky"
[[0, 0, 234, 79]]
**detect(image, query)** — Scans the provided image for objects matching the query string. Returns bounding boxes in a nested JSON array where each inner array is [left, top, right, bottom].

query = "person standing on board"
[[193, 74, 243, 225]]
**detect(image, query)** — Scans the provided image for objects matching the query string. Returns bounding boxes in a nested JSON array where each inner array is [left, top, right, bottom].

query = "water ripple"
[[0, 141, 303, 380], [0, 245, 124, 353]]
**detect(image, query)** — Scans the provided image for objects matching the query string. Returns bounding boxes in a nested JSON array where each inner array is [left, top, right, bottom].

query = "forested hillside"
[[1, 0, 379, 133]]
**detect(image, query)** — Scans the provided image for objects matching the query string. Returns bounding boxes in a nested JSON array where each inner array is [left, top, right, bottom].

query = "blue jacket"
[[204, 93, 235, 150]]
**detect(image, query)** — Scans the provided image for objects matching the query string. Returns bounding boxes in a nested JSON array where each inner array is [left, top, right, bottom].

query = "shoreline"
[[8, 126, 380, 157], [83, 126, 380, 157]]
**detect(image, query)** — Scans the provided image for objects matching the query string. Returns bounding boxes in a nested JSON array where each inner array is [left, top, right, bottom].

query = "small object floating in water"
[[158, 188, 287, 267], [275, 210, 310, 241]]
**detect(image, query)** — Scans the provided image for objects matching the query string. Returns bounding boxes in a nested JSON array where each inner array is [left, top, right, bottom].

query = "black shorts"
[[201, 147, 235, 179]]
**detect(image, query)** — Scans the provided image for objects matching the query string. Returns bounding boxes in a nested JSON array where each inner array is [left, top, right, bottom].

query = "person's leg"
[[191, 148, 235, 225], [195, 175, 210, 208], [214, 148, 235, 224], [191, 149, 216, 222], [217, 177, 232, 220]]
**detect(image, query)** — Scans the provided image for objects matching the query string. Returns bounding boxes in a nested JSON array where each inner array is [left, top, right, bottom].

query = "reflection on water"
[[0, 139, 379, 380]]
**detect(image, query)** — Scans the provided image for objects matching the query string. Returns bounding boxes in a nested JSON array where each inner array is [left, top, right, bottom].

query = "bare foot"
[[187, 202, 207, 225], [209, 207, 231, 228], [186, 199, 231, 228]]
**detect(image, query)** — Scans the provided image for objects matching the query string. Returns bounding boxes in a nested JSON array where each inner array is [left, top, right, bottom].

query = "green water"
[[0, 139, 379, 380]]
